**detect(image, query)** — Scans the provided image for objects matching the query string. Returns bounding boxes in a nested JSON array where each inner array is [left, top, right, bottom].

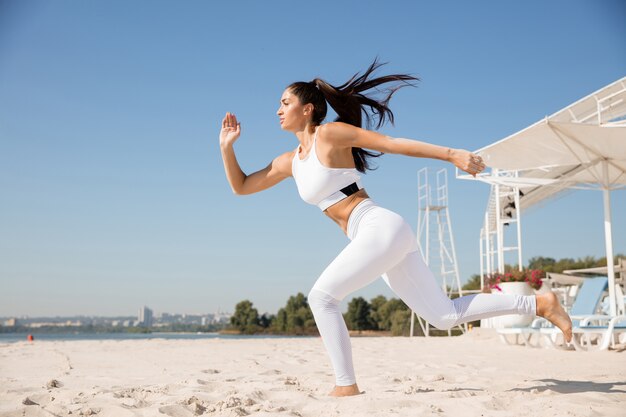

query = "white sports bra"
[[292, 126, 363, 211]]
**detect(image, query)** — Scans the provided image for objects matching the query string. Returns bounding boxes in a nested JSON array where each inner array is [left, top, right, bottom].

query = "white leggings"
[[308, 199, 536, 386]]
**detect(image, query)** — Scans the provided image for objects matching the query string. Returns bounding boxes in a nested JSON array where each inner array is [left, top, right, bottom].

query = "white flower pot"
[[491, 282, 535, 328]]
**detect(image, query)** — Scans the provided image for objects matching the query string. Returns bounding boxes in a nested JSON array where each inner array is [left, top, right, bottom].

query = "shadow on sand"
[[509, 378, 626, 394]]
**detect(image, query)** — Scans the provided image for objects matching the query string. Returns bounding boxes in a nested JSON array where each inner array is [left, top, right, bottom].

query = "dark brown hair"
[[287, 59, 418, 172]]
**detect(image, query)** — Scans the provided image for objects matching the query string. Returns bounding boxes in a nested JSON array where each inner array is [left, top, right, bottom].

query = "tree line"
[[232, 254, 623, 336], [461, 254, 624, 291], [230, 293, 413, 336]]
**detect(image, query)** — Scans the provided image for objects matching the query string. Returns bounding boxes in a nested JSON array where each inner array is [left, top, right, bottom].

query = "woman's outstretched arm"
[[220, 112, 292, 195], [322, 122, 486, 176]]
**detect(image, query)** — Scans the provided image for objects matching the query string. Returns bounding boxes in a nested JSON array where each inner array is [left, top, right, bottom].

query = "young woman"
[[219, 61, 572, 397]]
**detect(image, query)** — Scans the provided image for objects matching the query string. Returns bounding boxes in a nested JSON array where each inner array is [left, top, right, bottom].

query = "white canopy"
[[459, 76, 626, 315]]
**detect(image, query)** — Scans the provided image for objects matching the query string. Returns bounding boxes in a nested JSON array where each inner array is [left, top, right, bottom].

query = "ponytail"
[[287, 59, 418, 172]]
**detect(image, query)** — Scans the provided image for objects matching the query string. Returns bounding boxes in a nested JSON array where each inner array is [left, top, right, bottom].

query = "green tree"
[[525, 255, 623, 274], [462, 274, 482, 291], [271, 308, 288, 333], [345, 297, 374, 331], [376, 298, 409, 331], [528, 256, 556, 271], [390, 309, 412, 336], [368, 295, 388, 331], [270, 293, 316, 335], [286, 293, 315, 332], [231, 300, 260, 334], [465, 254, 625, 293], [259, 313, 274, 329]]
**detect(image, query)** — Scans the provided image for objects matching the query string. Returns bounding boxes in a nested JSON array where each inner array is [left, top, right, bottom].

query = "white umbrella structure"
[[458, 77, 626, 315]]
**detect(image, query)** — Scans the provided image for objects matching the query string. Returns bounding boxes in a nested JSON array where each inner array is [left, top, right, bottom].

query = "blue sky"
[[1, 0, 624, 317]]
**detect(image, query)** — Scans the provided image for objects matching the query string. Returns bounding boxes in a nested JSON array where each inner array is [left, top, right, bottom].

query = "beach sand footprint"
[[46, 379, 63, 389], [78, 407, 101, 415], [111, 386, 155, 410], [419, 374, 445, 383], [260, 369, 283, 376], [22, 393, 53, 406], [483, 395, 509, 411], [446, 388, 480, 398], [403, 386, 434, 394], [195, 379, 219, 392], [158, 404, 195, 417], [283, 376, 300, 386], [181, 396, 213, 415], [212, 395, 260, 416]]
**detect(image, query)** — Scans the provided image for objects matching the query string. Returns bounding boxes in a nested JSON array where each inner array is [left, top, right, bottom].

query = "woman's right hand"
[[448, 148, 486, 177], [220, 112, 241, 147]]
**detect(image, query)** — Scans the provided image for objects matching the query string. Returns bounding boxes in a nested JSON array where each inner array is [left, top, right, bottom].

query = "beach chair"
[[497, 276, 608, 349], [538, 276, 626, 350], [496, 323, 542, 348], [569, 313, 626, 350], [569, 283, 626, 350], [495, 280, 585, 348], [615, 282, 625, 317], [539, 276, 606, 349]]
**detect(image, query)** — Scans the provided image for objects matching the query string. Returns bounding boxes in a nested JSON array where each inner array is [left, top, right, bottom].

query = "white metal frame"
[[479, 169, 524, 282], [458, 77, 626, 316], [411, 168, 464, 337]]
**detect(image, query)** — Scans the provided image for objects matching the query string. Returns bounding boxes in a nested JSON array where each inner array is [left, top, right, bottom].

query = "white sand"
[[1, 329, 625, 417]]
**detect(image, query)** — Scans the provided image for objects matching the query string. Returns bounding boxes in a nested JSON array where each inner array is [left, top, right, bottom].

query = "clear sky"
[[1, 0, 624, 318]]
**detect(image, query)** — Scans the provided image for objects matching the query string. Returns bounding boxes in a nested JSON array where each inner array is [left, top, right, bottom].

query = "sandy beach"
[[1, 329, 624, 417]]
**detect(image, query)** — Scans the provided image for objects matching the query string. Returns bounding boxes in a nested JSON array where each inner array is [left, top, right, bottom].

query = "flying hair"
[[287, 58, 419, 172]]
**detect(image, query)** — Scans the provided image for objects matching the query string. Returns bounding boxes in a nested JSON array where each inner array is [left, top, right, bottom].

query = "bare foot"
[[329, 383, 361, 397], [536, 292, 572, 342]]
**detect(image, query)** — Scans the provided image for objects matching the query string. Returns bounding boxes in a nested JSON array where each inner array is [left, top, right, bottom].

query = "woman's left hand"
[[449, 149, 486, 177]]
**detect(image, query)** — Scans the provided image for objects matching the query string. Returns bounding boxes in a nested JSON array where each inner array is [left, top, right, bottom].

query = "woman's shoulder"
[[319, 121, 356, 132], [271, 149, 296, 177], [277, 148, 297, 162], [317, 122, 361, 146]]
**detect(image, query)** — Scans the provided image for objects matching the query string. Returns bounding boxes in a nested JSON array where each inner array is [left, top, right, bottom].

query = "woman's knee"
[[419, 301, 458, 330], [308, 288, 340, 313], [428, 316, 457, 331]]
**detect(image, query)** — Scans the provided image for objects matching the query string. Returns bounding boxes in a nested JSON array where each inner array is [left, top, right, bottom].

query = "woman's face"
[[276, 89, 312, 131]]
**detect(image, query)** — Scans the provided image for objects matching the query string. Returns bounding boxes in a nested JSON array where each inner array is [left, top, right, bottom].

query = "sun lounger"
[[537, 276, 626, 350], [568, 314, 626, 350], [497, 321, 543, 347], [497, 276, 613, 349]]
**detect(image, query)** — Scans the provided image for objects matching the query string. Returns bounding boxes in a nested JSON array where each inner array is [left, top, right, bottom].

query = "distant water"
[[0, 332, 311, 344]]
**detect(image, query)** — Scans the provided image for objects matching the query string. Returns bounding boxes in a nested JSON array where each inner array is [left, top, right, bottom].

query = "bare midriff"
[[323, 189, 370, 235]]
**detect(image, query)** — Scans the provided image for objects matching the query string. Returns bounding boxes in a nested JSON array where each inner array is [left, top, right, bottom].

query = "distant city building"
[[212, 308, 231, 324], [3, 318, 17, 327], [138, 306, 153, 327], [26, 320, 82, 328], [0, 311, 231, 329]]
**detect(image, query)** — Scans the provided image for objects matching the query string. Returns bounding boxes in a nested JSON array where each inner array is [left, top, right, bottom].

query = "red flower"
[[485, 269, 544, 291]]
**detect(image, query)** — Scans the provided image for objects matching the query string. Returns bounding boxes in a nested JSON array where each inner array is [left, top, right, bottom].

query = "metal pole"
[[484, 210, 491, 284], [494, 177, 504, 273], [446, 205, 463, 297], [602, 160, 617, 316], [515, 184, 523, 271], [479, 230, 485, 290]]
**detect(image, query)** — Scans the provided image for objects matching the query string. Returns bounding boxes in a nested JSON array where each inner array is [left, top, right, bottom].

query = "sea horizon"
[[0, 331, 313, 344]]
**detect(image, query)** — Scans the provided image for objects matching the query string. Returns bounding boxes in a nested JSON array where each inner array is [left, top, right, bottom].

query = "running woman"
[[219, 60, 572, 397]]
